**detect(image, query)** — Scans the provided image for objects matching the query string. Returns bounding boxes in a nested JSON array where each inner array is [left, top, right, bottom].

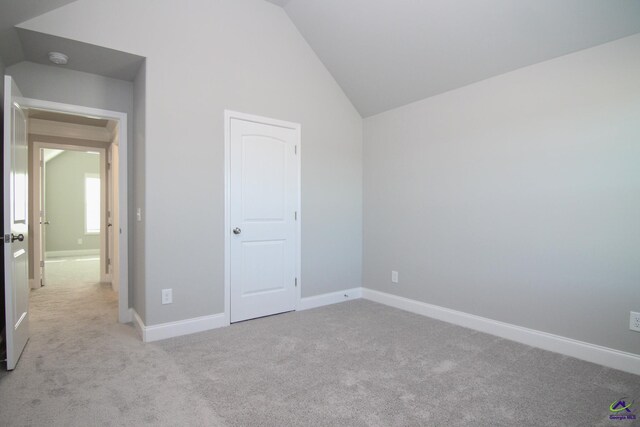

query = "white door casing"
[[4, 76, 30, 370], [108, 143, 120, 293], [21, 97, 129, 324], [227, 112, 301, 323]]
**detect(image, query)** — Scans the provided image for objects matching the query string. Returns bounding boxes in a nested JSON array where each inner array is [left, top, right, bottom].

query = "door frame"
[[22, 97, 130, 323], [32, 142, 108, 287], [224, 110, 301, 325]]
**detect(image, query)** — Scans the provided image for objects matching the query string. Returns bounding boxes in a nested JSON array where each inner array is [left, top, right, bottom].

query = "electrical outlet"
[[162, 289, 173, 305], [630, 311, 640, 332], [391, 270, 399, 284], [77, 238, 83, 245]]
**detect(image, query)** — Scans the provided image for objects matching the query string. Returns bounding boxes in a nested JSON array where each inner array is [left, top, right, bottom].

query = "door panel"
[[4, 76, 30, 370], [230, 118, 298, 323]]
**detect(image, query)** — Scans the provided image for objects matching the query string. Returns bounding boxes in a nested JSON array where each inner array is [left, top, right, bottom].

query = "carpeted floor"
[[1, 260, 638, 426]]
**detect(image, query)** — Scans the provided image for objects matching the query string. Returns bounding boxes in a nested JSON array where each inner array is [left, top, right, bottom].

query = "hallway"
[[0, 258, 222, 426]]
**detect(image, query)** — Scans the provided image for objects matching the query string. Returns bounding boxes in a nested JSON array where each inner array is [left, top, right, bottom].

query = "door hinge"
[[40, 260, 44, 268], [107, 258, 111, 266], [294, 211, 297, 220], [294, 145, 297, 155], [107, 162, 111, 170], [295, 277, 298, 287]]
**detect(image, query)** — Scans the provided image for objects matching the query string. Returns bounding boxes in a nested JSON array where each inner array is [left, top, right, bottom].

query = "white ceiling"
[[270, 0, 640, 117], [3, 1, 639, 112], [16, 28, 144, 81], [0, 0, 78, 65], [0, 1, 143, 81]]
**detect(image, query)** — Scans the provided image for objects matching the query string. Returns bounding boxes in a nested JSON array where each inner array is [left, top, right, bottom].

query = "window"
[[85, 174, 100, 234]]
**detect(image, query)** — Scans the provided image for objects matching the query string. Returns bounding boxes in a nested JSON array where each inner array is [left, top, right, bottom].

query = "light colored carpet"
[[43, 255, 101, 286], [1, 261, 638, 426]]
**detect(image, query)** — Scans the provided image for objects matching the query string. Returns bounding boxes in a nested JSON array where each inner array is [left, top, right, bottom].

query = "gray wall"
[[132, 61, 146, 321], [0, 55, 5, 104], [7, 61, 137, 310], [363, 34, 640, 355], [20, 0, 363, 326], [45, 150, 100, 253]]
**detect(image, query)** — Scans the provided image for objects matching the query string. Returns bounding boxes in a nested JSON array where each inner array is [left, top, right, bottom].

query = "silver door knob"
[[233, 227, 241, 235]]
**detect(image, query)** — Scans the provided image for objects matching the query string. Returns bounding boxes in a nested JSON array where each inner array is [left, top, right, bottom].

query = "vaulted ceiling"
[[0, 0, 78, 65], [269, 0, 640, 116], [2, 1, 639, 116]]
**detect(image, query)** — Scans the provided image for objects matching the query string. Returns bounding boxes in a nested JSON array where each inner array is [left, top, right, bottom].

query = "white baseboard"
[[361, 288, 640, 376], [298, 287, 362, 311], [121, 308, 133, 324], [132, 309, 228, 343], [132, 309, 144, 339], [46, 249, 100, 258]]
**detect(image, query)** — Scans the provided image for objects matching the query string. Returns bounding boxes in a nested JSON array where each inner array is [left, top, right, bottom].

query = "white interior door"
[[38, 148, 47, 287], [4, 76, 30, 370], [229, 117, 299, 323], [107, 143, 120, 292]]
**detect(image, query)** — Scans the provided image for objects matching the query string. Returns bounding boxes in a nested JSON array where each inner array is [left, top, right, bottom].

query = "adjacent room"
[[1, 0, 639, 425], [41, 148, 102, 282]]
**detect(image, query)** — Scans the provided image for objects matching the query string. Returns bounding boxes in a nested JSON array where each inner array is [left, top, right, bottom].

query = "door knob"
[[11, 233, 24, 242], [233, 227, 242, 235]]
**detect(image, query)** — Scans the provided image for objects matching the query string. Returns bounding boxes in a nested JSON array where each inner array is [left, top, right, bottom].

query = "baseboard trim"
[[298, 287, 362, 311], [46, 249, 100, 258], [132, 309, 145, 339], [122, 307, 133, 324], [361, 288, 640, 375], [132, 310, 228, 343]]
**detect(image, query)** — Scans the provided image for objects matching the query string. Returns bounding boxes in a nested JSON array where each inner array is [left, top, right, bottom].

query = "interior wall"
[[132, 61, 146, 321], [44, 150, 100, 254], [363, 34, 640, 355], [0, 55, 5, 104], [19, 0, 364, 326]]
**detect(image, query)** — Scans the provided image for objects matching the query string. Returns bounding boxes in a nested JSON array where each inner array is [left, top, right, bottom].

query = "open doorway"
[[23, 102, 129, 324], [36, 147, 105, 289]]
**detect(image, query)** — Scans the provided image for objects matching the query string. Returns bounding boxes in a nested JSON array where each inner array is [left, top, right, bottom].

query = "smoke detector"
[[48, 52, 69, 65]]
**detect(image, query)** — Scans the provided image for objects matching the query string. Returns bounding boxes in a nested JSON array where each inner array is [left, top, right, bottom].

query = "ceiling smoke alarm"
[[48, 52, 69, 65]]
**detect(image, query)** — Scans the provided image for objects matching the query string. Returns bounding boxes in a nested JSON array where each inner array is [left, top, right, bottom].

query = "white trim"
[[298, 288, 362, 311], [132, 309, 145, 340], [30, 119, 112, 142], [23, 98, 129, 324], [224, 110, 302, 325], [123, 307, 133, 323], [46, 249, 100, 257], [133, 310, 227, 343], [361, 288, 640, 376]]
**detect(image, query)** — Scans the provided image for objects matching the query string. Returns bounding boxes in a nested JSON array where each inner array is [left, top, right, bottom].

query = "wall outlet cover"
[[77, 238, 83, 245], [162, 288, 173, 305], [630, 311, 640, 332], [391, 270, 399, 283]]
